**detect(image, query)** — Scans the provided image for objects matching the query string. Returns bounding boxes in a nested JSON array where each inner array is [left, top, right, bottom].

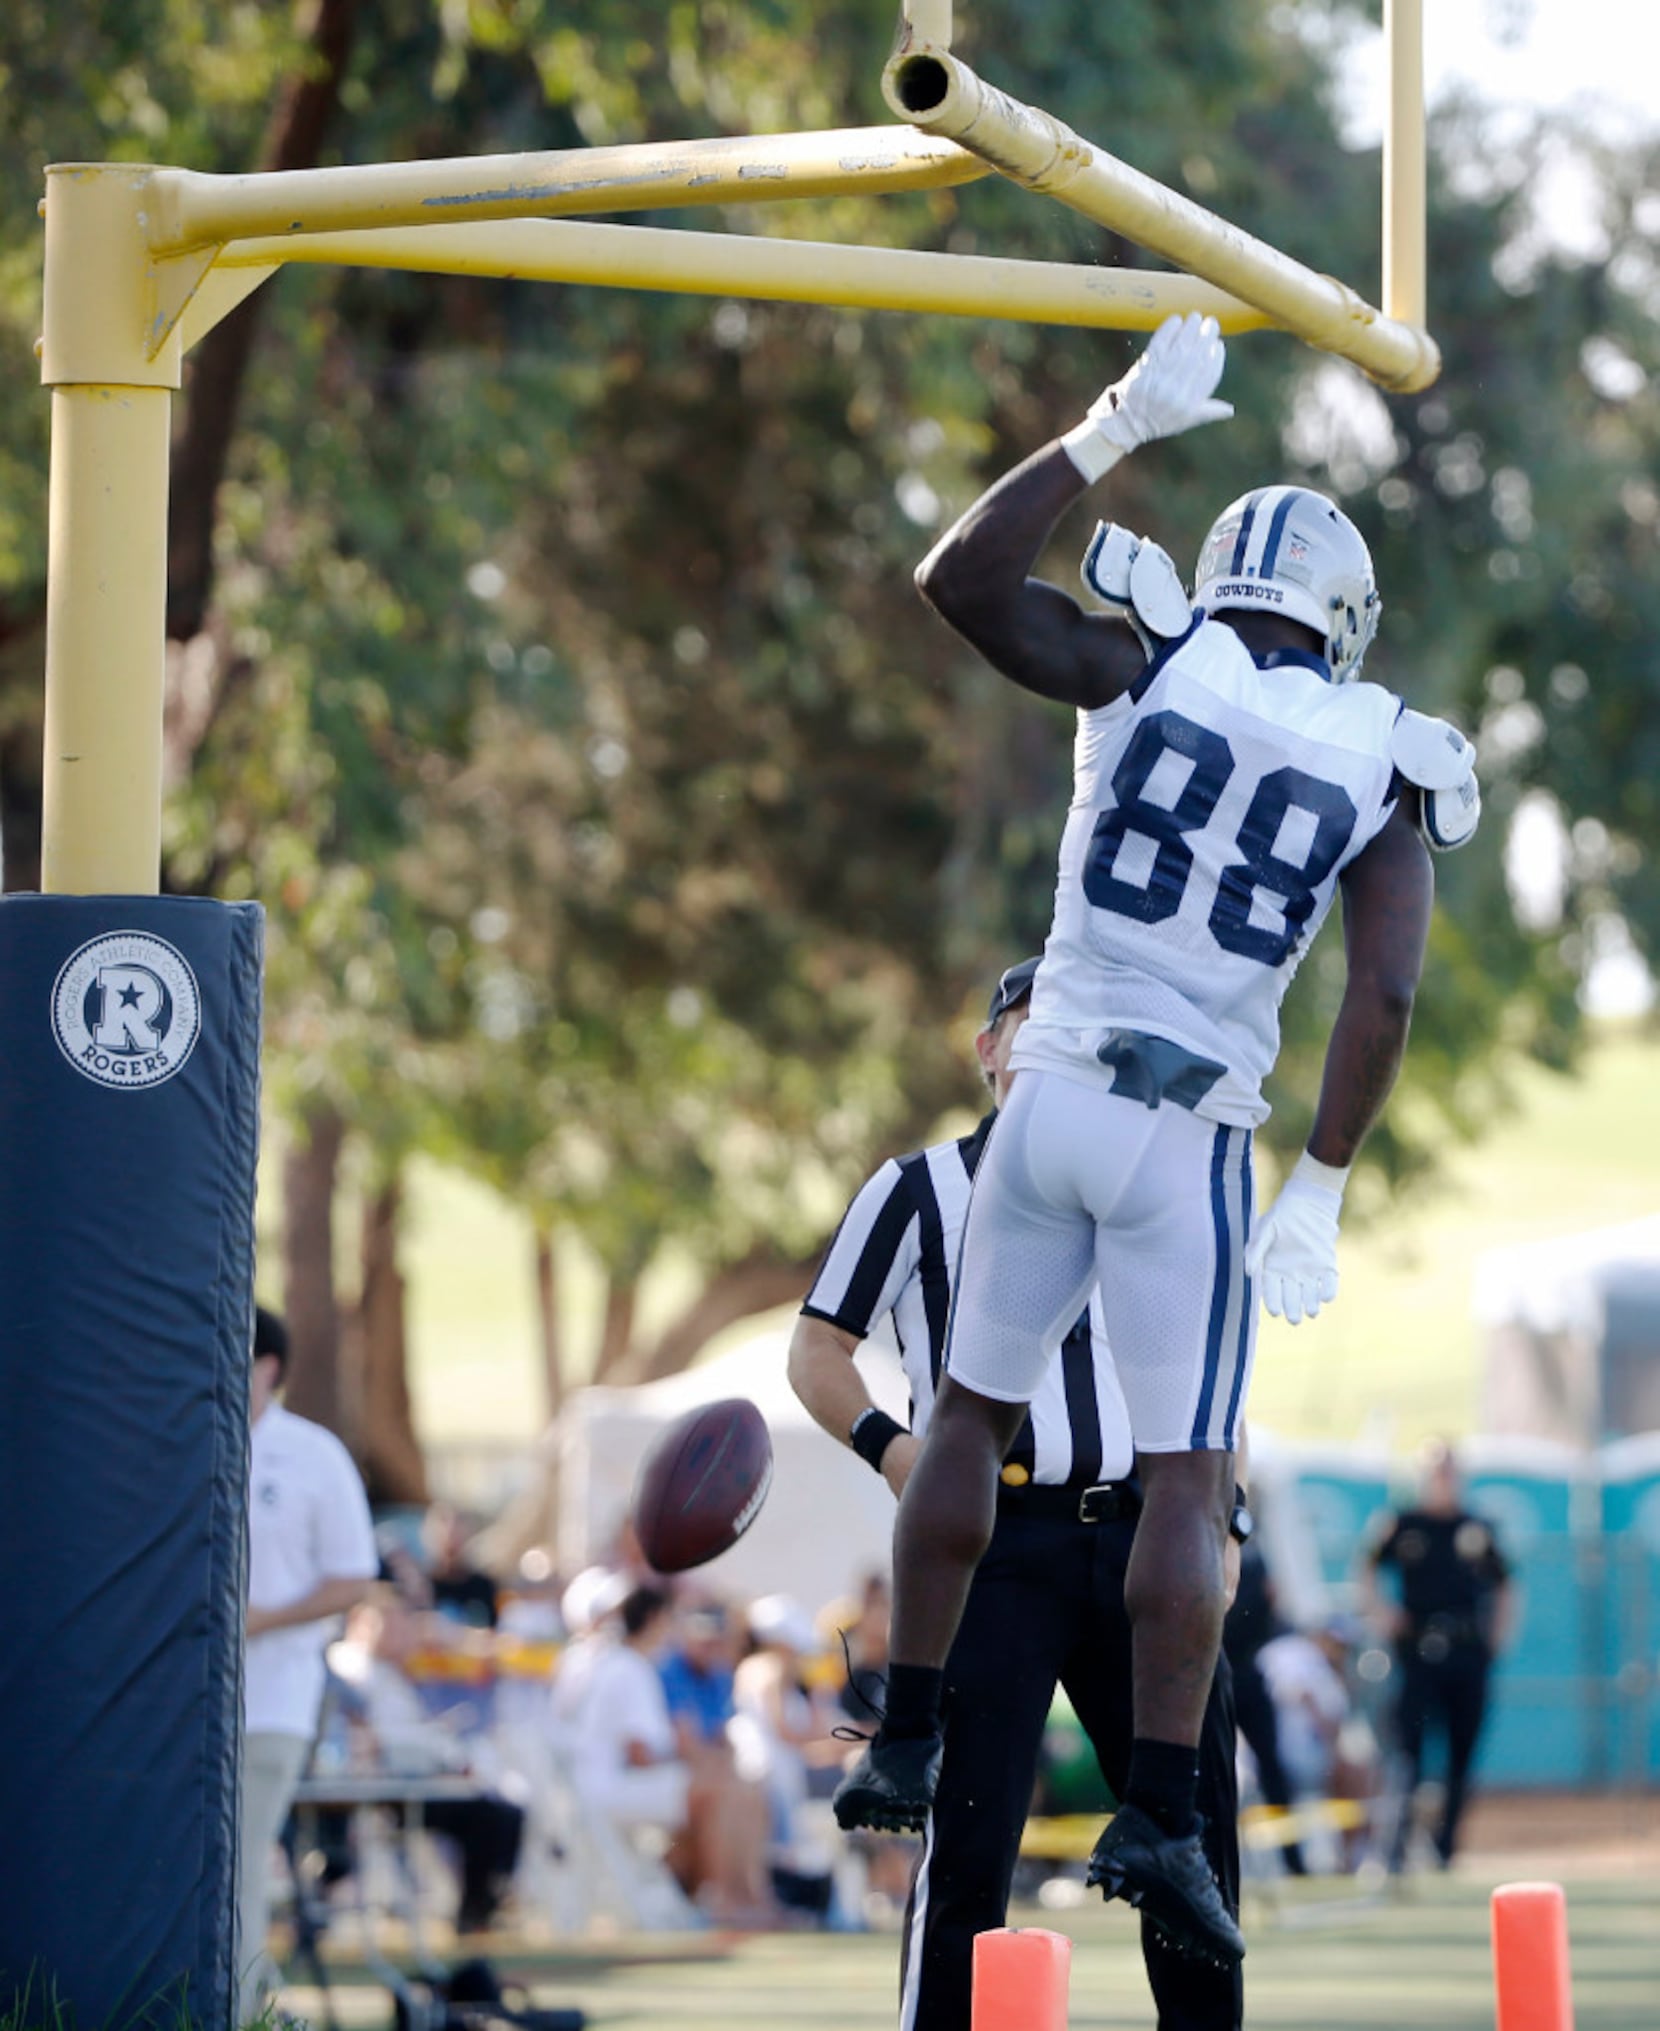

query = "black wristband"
[[850, 1407, 906, 1473]]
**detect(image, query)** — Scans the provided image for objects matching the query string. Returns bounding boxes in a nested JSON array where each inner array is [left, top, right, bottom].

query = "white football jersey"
[[1011, 616, 1405, 1126]]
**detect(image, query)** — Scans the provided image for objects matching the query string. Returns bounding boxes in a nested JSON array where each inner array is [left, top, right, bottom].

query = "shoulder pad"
[[1391, 708, 1481, 852], [1081, 520, 1137, 604], [1391, 707, 1476, 790], [1080, 522, 1193, 643], [1129, 538, 1193, 639]]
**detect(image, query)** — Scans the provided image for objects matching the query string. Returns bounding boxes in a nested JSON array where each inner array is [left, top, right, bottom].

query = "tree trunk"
[[281, 1101, 348, 1441], [167, 0, 361, 642], [609, 1244, 829, 1387], [594, 1277, 638, 1383], [532, 1225, 564, 1421], [354, 1174, 427, 1505], [0, 715, 42, 895]]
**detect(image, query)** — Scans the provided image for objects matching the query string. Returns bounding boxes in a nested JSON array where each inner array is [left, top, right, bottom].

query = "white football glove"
[[1245, 1152, 1349, 1325], [1061, 312, 1234, 484]]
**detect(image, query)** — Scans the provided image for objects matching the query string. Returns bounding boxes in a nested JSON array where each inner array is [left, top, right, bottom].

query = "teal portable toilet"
[[1596, 1432, 1660, 1784], [1264, 1438, 1394, 1596]]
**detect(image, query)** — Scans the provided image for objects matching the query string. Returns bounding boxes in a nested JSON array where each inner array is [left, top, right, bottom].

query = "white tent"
[[1473, 1216, 1660, 1443], [554, 1326, 912, 1620], [1472, 1214, 1660, 1338]]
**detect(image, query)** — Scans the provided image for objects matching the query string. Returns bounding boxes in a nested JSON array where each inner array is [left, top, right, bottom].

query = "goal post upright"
[[898, 0, 954, 50], [38, 163, 180, 898], [1385, 0, 1427, 329]]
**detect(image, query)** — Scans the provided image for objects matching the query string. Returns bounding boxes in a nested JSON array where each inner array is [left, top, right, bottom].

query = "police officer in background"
[[789, 960, 1247, 2031], [1362, 1439, 1514, 1870]]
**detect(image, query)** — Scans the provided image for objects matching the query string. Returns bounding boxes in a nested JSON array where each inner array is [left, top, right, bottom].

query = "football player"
[[833, 315, 1479, 1967]]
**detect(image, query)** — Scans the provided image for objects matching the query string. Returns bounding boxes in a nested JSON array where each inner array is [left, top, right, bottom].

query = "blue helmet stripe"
[[1257, 488, 1303, 580], [1227, 491, 1265, 575]]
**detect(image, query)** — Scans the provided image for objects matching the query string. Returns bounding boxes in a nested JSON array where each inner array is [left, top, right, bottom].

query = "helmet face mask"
[[1192, 486, 1382, 682]]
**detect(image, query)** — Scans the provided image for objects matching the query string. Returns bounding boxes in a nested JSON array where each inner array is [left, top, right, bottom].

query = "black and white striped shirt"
[[802, 1116, 1135, 1486]]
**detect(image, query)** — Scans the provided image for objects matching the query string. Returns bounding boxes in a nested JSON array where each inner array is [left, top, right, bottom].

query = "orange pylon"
[[1492, 1881, 1575, 2031], [971, 1927, 1071, 2031]]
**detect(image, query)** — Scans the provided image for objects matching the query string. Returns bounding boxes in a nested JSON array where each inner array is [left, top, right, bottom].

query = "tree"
[[4, 2, 1654, 1483]]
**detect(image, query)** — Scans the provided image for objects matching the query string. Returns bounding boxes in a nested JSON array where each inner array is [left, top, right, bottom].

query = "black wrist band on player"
[[850, 1407, 906, 1473]]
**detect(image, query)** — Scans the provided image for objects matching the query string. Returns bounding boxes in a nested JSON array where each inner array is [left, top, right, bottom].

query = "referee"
[[789, 959, 1245, 2031]]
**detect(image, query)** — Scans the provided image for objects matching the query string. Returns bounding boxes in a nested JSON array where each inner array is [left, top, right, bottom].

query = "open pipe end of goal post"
[[1492, 1881, 1576, 2031], [972, 1928, 1072, 2031], [882, 39, 1441, 396]]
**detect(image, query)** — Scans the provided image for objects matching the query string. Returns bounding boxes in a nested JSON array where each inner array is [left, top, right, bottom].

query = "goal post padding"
[[0, 893, 262, 2026]]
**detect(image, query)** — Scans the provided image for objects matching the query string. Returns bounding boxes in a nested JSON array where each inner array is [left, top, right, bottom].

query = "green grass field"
[[378, 1029, 1660, 1453], [276, 1867, 1659, 2030]]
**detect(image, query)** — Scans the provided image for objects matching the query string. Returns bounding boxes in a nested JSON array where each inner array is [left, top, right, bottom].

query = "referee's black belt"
[[996, 1478, 1142, 1524]]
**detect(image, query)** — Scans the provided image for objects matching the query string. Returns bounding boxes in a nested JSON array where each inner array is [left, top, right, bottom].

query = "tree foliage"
[[1, 2, 1655, 1444]]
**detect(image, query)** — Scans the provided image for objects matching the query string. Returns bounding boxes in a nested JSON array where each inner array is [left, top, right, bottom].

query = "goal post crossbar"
[[216, 217, 1274, 334], [35, 9, 1433, 895]]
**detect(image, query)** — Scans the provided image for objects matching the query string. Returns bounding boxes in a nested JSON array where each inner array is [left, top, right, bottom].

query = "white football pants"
[[946, 1068, 1256, 1453]]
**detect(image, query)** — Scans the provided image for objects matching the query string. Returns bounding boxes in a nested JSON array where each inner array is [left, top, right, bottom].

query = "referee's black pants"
[[899, 1504, 1242, 2031]]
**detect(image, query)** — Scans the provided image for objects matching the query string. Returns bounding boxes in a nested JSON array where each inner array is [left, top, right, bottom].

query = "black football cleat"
[[1087, 1803, 1246, 1966], [832, 1730, 942, 1834]]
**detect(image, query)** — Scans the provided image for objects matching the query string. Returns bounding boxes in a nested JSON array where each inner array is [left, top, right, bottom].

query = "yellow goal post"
[[35, 1, 1433, 896]]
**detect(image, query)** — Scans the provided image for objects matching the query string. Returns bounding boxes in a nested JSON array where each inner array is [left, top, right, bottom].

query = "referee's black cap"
[[253, 1304, 289, 1373], [984, 956, 1041, 1027]]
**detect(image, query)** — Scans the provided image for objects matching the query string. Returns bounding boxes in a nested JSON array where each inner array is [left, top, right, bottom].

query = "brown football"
[[630, 1397, 774, 1574]]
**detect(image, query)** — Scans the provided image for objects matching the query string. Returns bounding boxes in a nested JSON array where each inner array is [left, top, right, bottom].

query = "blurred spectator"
[[834, 1573, 893, 1728], [331, 1595, 525, 1933], [492, 1549, 563, 1733], [733, 1595, 843, 1917], [1221, 1537, 1306, 1877], [424, 1502, 499, 1630], [1256, 1621, 1352, 1804], [241, 1306, 378, 2019], [374, 1517, 437, 1610], [824, 1577, 916, 1917], [500, 1548, 562, 1644], [1362, 1440, 1515, 1870], [657, 1599, 778, 1923], [660, 1600, 740, 1750], [565, 1584, 691, 1844], [1254, 1618, 1363, 1872], [551, 1565, 631, 1730]]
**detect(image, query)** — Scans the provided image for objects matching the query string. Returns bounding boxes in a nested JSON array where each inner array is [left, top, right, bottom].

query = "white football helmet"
[[1192, 485, 1381, 682]]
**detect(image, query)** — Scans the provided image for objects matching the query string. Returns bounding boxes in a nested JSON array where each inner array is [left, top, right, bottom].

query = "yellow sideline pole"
[[38, 165, 179, 895], [145, 126, 986, 254], [1384, 0, 1427, 329], [899, 1, 953, 50], [881, 47, 1440, 392], [219, 217, 1273, 333]]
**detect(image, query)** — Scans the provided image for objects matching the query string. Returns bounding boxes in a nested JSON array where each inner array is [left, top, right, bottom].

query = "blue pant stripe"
[[1191, 1126, 1232, 1446], [1221, 1133, 1256, 1448]]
